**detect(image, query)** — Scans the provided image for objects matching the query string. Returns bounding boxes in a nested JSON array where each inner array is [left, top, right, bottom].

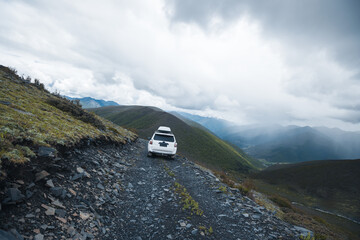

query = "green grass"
[[90, 105, 259, 174], [0, 65, 136, 176], [174, 182, 203, 216], [251, 178, 360, 240]]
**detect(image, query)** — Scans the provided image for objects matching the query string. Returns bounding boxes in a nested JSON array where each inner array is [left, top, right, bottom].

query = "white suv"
[[147, 126, 177, 158]]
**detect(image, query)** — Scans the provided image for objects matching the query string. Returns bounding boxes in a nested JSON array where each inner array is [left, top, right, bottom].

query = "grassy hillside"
[[90, 105, 261, 173], [0, 65, 136, 177], [253, 159, 360, 222]]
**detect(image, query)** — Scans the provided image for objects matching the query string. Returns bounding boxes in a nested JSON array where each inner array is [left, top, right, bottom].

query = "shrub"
[[34, 78, 45, 90], [237, 184, 249, 195], [46, 96, 106, 130], [218, 185, 228, 193], [300, 233, 314, 240], [174, 182, 203, 216], [8, 67, 17, 75], [269, 195, 293, 209]]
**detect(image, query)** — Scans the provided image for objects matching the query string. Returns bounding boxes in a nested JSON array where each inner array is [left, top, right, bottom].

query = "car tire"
[[170, 155, 175, 160], [147, 152, 153, 157]]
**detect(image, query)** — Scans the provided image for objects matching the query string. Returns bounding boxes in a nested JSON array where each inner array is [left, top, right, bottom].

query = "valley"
[[1, 65, 359, 239]]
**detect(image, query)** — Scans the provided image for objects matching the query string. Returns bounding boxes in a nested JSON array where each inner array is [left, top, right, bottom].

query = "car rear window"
[[157, 130, 172, 134], [154, 134, 174, 142]]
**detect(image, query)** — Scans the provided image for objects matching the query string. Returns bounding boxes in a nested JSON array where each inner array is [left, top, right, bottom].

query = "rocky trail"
[[1, 139, 304, 239]]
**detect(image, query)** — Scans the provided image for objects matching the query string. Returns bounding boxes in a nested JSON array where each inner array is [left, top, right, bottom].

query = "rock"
[[128, 183, 133, 188], [45, 179, 54, 188], [52, 200, 65, 208], [0, 229, 23, 240], [40, 225, 48, 230], [25, 213, 35, 218], [97, 183, 105, 190], [68, 188, 76, 196], [71, 173, 84, 181], [7, 188, 25, 203], [294, 226, 313, 238], [55, 209, 66, 218], [242, 213, 249, 218], [252, 214, 261, 220], [2, 188, 24, 204], [76, 167, 85, 174], [50, 187, 63, 197], [67, 226, 77, 236], [80, 211, 90, 220], [218, 214, 227, 218], [45, 207, 56, 216], [191, 229, 198, 235], [41, 204, 49, 209], [166, 234, 173, 239], [38, 146, 56, 157], [35, 170, 50, 182], [26, 190, 33, 199], [34, 233, 44, 240], [16, 180, 24, 185], [186, 224, 192, 229], [55, 216, 67, 223]]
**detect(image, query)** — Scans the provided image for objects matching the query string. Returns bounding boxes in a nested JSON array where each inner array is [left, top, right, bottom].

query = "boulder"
[[2, 188, 24, 204], [37, 147, 56, 157], [35, 171, 49, 182], [294, 226, 313, 238]]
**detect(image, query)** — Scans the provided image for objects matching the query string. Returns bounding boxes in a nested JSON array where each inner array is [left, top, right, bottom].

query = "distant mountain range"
[[175, 112, 360, 164], [65, 97, 360, 164], [173, 112, 234, 138], [89, 106, 263, 173], [66, 96, 119, 109]]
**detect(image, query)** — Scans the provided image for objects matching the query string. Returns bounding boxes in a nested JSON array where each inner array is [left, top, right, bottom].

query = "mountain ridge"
[[90, 105, 262, 173], [66, 96, 119, 109], [174, 112, 360, 163]]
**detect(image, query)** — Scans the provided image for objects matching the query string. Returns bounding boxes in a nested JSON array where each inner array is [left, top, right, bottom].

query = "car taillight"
[[150, 140, 153, 145], [174, 142, 177, 147]]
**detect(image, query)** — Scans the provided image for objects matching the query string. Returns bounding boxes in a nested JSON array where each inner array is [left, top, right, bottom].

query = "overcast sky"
[[1, 0, 359, 131]]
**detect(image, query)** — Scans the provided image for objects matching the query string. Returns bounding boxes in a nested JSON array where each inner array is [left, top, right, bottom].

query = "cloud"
[[165, 0, 360, 69], [0, 0, 359, 130]]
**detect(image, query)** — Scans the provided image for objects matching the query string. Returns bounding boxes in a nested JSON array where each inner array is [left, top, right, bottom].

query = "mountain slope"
[[90, 106, 260, 172], [66, 96, 119, 109], [253, 159, 360, 223], [173, 112, 234, 138], [0, 65, 136, 176]]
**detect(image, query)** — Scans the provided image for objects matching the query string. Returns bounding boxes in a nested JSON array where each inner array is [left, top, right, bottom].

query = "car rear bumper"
[[148, 146, 176, 156]]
